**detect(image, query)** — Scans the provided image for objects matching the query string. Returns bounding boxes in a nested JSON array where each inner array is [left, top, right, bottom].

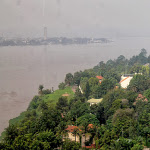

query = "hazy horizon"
[[1, 0, 150, 38]]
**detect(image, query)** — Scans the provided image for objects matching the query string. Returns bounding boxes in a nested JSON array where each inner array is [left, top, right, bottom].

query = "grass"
[[9, 111, 26, 126], [0, 131, 6, 141], [42, 86, 74, 104], [10, 87, 74, 125]]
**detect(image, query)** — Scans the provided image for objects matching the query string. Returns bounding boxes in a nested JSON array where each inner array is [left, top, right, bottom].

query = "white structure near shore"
[[120, 73, 143, 89], [120, 74, 134, 89]]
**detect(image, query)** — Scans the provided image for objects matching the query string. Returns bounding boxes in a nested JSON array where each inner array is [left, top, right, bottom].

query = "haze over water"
[[0, 37, 150, 134]]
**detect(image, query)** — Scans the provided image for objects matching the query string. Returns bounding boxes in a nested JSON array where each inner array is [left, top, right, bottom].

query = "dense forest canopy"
[[0, 49, 150, 150]]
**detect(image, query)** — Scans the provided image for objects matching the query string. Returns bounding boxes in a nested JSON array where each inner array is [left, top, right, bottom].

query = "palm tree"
[[56, 121, 68, 141], [72, 127, 79, 142], [81, 120, 89, 146], [38, 85, 44, 95], [88, 124, 97, 144]]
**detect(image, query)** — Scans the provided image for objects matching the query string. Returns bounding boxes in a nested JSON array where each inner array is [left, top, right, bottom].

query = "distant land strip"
[[0, 37, 112, 46]]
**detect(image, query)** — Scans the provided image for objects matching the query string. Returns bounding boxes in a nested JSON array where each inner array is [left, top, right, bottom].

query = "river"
[[0, 37, 150, 134]]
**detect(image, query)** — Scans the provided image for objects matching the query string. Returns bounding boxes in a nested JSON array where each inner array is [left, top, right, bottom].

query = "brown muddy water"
[[0, 37, 150, 134]]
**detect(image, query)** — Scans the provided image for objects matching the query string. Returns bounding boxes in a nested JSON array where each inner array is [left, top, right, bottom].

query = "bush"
[[27, 96, 41, 110], [131, 144, 144, 150], [58, 82, 66, 90], [62, 139, 81, 150], [42, 89, 51, 95]]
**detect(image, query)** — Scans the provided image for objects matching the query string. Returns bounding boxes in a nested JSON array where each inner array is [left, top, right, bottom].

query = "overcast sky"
[[0, 0, 150, 37]]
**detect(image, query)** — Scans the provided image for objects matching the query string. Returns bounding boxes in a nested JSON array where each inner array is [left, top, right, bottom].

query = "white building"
[[119, 74, 134, 89]]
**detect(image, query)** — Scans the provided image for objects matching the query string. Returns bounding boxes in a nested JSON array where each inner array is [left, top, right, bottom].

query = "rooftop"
[[65, 125, 82, 132], [96, 76, 103, 80], [87, 98, 103, 103], [119, 76, 130, 83]]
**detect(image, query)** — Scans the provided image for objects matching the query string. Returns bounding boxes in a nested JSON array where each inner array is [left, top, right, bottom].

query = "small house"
[[87, 98, 103, 106], [64, 125, 81, 142], [119, 74, 134, 89], [64, 124, 95, 146], [96, 76, 103, 84]]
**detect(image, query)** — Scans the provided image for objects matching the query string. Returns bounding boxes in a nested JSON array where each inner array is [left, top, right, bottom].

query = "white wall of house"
[[66, 133, 80, 142], [63, 132, 92, 146], [120, 76, 133, 88]]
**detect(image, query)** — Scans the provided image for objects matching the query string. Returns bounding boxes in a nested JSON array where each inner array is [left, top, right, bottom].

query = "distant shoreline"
[[0, 37, 112, 47]]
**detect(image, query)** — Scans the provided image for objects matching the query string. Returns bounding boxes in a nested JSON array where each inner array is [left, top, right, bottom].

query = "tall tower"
[[44, 26, 47, 40]]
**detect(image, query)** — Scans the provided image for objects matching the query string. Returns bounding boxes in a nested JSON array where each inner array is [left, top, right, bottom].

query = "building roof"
[[122, 74, 134, 77], [65, 125, 81, 132], [87, 98, 103, 104], [119, 76, 130, 83], [66, 124, 94, 133], [82, 144, 96, 149], [96, 76, 103, 80]]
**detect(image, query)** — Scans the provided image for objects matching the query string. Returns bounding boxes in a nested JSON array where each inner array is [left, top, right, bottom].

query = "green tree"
[[98, 79, 115, 97], [39, 85, 44, 95], [138, 48, 147, 64], [77, 114, 99, 126], [70, 100, 90, 119], [56, 121, 68, 141], [74, 88, 83, 98], [62, 139, 81, 150], [142, 127, 150, 146], [31, 130, 61, 150], [35, 108, 62, 132], [4, 124, 19, 145], [80, 119, 89, 146], [72, 127, 80, 142], [58, 82, 66, 90], [96, 103, 105, 124], [42, 89, 51, 95], [112, 108, 135, 138], [127, 74, 149, 92], [39, 101, 48, 111], [12, 134, 33, 150], [144, 88, 150, 100], [90, 104, 98, 115], [111, 138, 141, 150], [80, 77, 88, 92], [88, 77, 99, 87], [129, 64, 142, 74], [56, 97, 69, 113], [84, 82, 90, 99], [102, 89, 126, 119], [101, 130, 113, 148], [73, 71, 82, 86], [109, 99, 121, 114], [65, 73, 73, 86], [131, 144, 144, 150], [28, 96, 41, 110]]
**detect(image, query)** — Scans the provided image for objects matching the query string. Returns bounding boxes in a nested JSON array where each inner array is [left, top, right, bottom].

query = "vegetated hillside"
[[0, 49, 150, 150]]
